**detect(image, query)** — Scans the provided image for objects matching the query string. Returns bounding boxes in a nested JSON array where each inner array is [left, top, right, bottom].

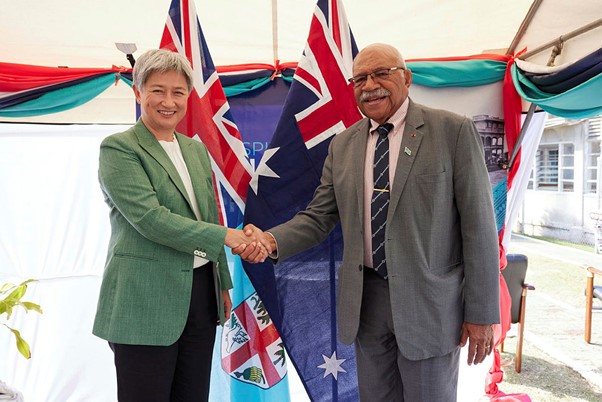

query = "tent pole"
[[519, 18, 602, 60], [508, 103, 537, 169], [506, 0, 544, 55], [271, 0, 279, 64], [507, 45, 563, 169]]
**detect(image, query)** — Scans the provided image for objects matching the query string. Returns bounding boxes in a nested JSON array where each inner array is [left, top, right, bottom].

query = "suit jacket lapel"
[[351, 119, 370, 227], [134, 120, 193, 209], [178, 134, 214, 221], [389, 100, 425, 219]]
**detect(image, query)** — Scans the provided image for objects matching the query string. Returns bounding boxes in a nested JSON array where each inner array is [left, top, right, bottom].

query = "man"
[[237, 43, 500, 401]]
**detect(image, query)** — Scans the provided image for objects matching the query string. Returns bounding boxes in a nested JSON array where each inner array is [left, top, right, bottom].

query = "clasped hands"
[[225, 225, 274, 263]]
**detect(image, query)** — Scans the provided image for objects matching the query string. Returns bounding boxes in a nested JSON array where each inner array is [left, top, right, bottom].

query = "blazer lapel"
[[134, 121, 193, 208], [389, 101, 425, 219], [351, 119, 370, 226], [178, 135, 214, 221]]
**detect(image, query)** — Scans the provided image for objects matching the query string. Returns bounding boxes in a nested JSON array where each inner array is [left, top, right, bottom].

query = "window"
[[585, 140, 601, 194], [537, 145, 559, 190], [560, 143, 574, 192], [530, 143, 574, 192]]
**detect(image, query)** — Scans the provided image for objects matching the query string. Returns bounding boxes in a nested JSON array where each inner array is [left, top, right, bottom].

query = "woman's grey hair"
[[133, 49, 194, 92]]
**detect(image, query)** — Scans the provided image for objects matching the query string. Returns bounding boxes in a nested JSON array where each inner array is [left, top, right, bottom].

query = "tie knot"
[[376, 123, 393, 138]]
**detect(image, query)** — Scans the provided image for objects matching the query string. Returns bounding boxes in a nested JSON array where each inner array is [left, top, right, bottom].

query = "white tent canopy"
[[1, 0, 601, 124], [1, 0, 535, 67]]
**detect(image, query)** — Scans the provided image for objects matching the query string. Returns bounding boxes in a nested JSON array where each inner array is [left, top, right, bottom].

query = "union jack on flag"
[[243, 1, 362, 401], [160, 0, 252, 221], [292, 0, 361, 150]]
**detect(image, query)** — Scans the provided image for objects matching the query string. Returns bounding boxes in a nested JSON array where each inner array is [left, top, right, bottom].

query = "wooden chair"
[[585, 265, 602, 343], [500, 254, 535, 373]]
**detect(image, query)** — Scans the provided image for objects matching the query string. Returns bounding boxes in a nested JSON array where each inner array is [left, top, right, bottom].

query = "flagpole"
[[271, 0, 279, 64]]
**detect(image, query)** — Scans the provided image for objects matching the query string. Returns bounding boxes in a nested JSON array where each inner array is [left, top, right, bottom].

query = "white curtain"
[[0, 124, 126, 401], [502, 112, 547, 250]]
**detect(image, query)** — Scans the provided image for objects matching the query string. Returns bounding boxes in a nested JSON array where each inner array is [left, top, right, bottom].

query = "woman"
[[93, 49, 263, 401]]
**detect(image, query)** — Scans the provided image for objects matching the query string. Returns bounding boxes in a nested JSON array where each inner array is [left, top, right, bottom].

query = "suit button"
[[358, 265, 363, 271], [200, 251, 207, 258], [194, 250, 201, 256]]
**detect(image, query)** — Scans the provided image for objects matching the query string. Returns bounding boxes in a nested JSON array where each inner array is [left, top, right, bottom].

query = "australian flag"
[[243, 1, 362, 401], [160, 1, 290, 401]]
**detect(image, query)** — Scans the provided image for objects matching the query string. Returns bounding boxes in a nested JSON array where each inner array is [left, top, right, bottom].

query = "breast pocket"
[[414, 171, 449, 196], [411, 171, 452, 217]]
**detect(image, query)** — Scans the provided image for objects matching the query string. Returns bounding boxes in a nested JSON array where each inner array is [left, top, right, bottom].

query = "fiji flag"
[[243, 0, 362, 401], [160, 1, 290, 401]]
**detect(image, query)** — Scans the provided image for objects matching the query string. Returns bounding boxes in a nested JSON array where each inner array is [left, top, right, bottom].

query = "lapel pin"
[[411, 133, 416, 137], [404, 147, 412, 156]]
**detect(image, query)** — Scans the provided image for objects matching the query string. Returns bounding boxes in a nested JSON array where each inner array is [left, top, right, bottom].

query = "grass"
[[522, 253, 591, 310], [522, 234, 595, 254]]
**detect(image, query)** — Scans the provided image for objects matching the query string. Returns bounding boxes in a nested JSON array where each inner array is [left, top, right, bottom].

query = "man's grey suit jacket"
[[270, 99, 500, 360]]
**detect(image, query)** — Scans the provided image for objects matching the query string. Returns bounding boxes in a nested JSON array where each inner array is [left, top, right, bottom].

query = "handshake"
[[225, 224, 275, 263]]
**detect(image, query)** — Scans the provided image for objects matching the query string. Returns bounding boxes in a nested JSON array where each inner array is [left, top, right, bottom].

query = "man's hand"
[[231, 224, 276, 263], [224, 228, 267, 263], [459, 322, 495, 365]]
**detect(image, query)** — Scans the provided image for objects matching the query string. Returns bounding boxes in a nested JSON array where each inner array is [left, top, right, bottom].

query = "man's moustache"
[[360, 89, 391, 102]]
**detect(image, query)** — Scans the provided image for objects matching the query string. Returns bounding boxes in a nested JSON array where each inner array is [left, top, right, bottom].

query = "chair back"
[[502, 254, 528, 323]]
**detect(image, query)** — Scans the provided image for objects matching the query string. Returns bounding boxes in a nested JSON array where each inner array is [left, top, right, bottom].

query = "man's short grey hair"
[[133, 49, 194, 92], [355, 43, 407, 69]]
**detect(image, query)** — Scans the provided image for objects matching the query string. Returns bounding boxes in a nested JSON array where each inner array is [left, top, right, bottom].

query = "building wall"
[[515, 116, 602, 247]]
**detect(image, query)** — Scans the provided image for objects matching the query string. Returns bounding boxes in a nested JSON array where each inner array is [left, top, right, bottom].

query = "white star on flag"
[[317, 351, 347, 380], [250, 147, 280, 195]]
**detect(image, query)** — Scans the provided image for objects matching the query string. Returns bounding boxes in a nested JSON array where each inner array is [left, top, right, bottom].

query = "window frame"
[[528, 142, 575, 192]]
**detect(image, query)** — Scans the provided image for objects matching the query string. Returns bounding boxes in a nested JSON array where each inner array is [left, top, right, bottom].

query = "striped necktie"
[[371, 123, 393, 279]]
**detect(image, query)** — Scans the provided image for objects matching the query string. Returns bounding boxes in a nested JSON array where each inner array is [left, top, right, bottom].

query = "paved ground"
[[507, 234, 602, 391]]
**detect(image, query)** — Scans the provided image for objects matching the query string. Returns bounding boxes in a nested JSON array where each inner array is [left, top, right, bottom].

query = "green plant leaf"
[[2, 303, 14, 319], [4, 325, 31, 359], [21, 302, 43, 314], [0, 282, 14, 293], [13, 329, 31, 359], [5, 283, 27, 302]]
